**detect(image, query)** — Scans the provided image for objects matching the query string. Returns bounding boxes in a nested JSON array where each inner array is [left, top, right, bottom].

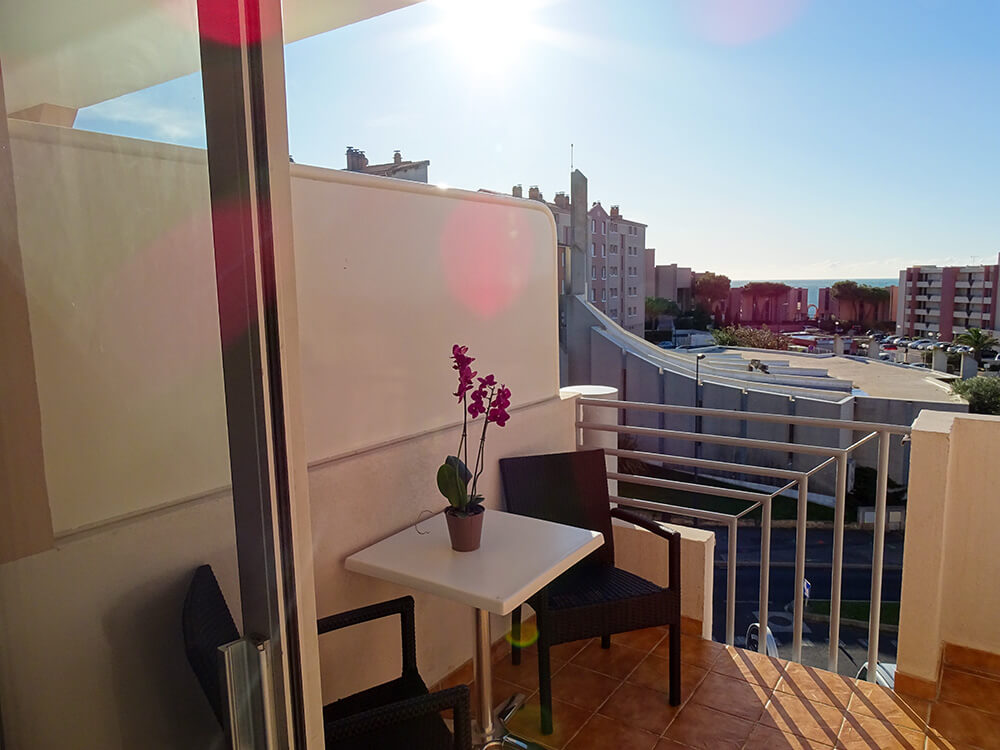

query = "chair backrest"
[[182, 564, 240, 727], [499, 449, 615, 567]]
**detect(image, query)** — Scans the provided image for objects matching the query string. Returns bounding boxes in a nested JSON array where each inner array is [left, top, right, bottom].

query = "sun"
[[431, 0, 544, 76]]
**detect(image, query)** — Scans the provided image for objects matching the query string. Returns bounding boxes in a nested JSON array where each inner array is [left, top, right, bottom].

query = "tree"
[[694, 272, 731, 306], [711, 325, 790, 350], [951, 376, 1000, 415], [741, 282, 791, 321], [954, 327, 999, 364], [831, 280, 861, 322], [645, 297, 680, 330]]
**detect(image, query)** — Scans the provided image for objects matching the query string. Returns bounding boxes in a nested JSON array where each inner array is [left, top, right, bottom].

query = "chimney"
[[528, 185, 543, 202], [346, 146, 367, 171], [610, 205, 620, 219], [393, 150, 402, 164], [512, 184, 523, 198], [554, 191, 569, 209]]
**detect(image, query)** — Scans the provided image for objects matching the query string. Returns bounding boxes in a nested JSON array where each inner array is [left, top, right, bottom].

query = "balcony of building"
[[3, 3, 1000, 750]]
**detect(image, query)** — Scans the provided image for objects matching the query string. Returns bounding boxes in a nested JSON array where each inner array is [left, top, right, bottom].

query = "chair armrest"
[[317, 595, 416, 673], [610, 507, 681, 592], [324, 684, 472, 750]]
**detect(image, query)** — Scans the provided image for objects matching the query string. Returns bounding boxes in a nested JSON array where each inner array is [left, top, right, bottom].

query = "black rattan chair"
[[182, 565, 471, 750], [499, 449, 681, 735]]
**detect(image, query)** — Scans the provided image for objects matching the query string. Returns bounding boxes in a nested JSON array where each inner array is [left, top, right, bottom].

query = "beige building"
[[896, 257, 1000, 340]]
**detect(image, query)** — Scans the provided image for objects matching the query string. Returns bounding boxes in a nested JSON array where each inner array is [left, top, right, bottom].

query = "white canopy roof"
[[1, 0, 419, 113]]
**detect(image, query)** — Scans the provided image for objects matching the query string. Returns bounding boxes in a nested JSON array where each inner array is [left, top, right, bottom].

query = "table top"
[[344, 509, 604, 616]]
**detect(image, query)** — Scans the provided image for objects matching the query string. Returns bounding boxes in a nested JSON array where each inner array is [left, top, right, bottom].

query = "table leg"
[[471, 608, 530, 750], [473, 608, 495, 741]]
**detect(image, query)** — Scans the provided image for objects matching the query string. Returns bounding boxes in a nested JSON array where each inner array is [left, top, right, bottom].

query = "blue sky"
[[76, 0, 1000, 280]]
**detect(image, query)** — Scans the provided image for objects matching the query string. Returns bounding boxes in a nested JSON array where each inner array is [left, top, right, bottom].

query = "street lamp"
[[695, 353, 706, 398]]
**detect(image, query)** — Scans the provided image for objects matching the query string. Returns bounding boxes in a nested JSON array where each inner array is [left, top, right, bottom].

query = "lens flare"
[[505, 621, 539, 649], [680, 0, 808, 46]]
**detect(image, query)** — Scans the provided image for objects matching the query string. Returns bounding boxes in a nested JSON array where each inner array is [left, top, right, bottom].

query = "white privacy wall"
[[290, 164, 560, 465]]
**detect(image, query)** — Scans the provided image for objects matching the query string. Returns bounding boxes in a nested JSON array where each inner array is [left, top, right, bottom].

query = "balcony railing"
[[574, 396, 910, 683]]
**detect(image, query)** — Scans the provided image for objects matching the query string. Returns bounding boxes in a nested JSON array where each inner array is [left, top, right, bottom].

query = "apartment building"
[[588, 201, 647, 336], [649, 262, 696, 310], [896, 256, 1000, 340]]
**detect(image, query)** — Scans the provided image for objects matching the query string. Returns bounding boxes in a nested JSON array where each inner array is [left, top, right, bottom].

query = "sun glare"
[[432, 0, 544, 75]]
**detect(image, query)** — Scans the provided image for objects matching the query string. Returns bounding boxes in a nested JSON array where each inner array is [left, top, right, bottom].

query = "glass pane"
[[1, 5, 242, 747]]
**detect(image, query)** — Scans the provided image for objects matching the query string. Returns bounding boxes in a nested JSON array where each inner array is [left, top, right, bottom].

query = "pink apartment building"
[[896, 255, 1000, 340]]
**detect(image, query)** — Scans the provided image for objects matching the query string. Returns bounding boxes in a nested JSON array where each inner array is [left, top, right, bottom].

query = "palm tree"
[[954, 327, 1000, 365]]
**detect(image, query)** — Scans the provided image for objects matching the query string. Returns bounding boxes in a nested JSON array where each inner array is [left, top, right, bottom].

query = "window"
[[611, 223, 617, 232], [611, 244, 618, 254], [591, 266, 596, 280], [590, 288, 596, 301], [602, 221, 606, 233], [610, 267, 618, 277], [602, 289, 607, 302], [591, 242, 595, 256], [591, 219, 596, 232], [560, 252, 565, 268], [601, 244, 606, 258], [610, 308, 618, 317], [601, 267, 607, 280]]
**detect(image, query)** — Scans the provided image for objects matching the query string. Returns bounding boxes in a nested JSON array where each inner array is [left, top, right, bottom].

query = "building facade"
[[589, 202, 647, 336], [896, 256, 1000, 340]]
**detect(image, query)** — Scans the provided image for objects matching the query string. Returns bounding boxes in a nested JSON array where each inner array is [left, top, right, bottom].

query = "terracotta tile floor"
[[465, 629, 1000, 749]]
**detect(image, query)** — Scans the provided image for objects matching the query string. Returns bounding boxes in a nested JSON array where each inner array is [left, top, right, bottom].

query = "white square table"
[[345, 508, 604, 748]]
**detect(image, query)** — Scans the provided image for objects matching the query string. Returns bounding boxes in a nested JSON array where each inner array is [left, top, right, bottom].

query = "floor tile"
[[711, 645, 787, 687], [564, 714, 660, 750], [571, 640, 647, 680], [759, 691, 846, 745], [939, 668, 1000, 716], [662, 703, 754, 750], [836, 712, 924, 749], [627, 653, 706, 698], [549, 663, 621, 712], [505, 694, 592, 750], [653, 740, 692, 750], [598, 681, 683, 736], [492, 649, 564, 691], [551, 639, 594, 663], [436, 660, 474, 691], [776, 662, 861, 709], [928, 701, 1000, 749], [654, 634, 725, 670], [847, 684, 929, 732], [923, 729, 986, 749], [689, 671, 771, 722], [612, 626, 669, 654], [743, 723, 834, 749]]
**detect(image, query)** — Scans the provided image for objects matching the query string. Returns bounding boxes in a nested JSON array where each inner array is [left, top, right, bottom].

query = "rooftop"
[[731, 351, 964, 403]]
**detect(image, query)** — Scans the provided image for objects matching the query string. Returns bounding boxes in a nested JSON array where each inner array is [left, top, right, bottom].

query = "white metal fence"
[[575, 396, 911, 680]]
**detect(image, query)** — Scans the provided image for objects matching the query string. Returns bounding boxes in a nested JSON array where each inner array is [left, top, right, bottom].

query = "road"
[[704, 526, 904, 678]]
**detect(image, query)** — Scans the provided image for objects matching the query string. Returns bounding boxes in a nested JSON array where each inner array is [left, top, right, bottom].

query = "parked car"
[[910, 339, 933, 350], [856, 662, 896, 689], [656, 341, 675, 350]]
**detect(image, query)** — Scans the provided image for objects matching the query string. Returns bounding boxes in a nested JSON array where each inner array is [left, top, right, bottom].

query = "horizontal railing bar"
[[608, 471, 767, 503], [578, 420, 845, 457], [605, 447, 812, 480], [578, 397, 911, 435], [610, 495, 751, 523]]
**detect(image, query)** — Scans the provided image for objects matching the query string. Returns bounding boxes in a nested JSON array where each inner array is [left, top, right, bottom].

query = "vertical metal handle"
[[220, 637, 275, 750]]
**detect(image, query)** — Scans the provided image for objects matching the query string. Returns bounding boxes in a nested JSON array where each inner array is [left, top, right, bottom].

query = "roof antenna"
[[570, 143, 574, 171]]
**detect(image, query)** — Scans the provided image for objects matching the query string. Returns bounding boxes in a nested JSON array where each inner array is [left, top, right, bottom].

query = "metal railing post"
[[758, 494, 772, 654], [793, 475, 808, 663], [866, 430, 891, 682], [727, 518, 737, 646], [828, 451, 849, 672]]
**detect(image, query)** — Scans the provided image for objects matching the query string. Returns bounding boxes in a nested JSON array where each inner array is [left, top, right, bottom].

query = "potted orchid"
[[437, 344, 512, 551]]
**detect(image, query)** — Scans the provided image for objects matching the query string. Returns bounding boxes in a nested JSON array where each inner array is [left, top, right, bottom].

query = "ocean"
[[730, 278, 898, 307]]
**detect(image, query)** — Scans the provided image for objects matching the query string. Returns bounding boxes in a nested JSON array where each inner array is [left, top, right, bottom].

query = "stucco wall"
[[1, 121, 566, 748], [897, 411, 1000, 684]]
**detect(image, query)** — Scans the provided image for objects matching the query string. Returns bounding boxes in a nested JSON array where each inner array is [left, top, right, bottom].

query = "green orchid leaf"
[[445, 455, 472, 485], [436, 462, 468, 509]]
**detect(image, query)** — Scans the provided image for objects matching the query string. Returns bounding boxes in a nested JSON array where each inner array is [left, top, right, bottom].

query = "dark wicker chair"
[[182, 565, 471, 750], [499, 449, 681, 735]]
